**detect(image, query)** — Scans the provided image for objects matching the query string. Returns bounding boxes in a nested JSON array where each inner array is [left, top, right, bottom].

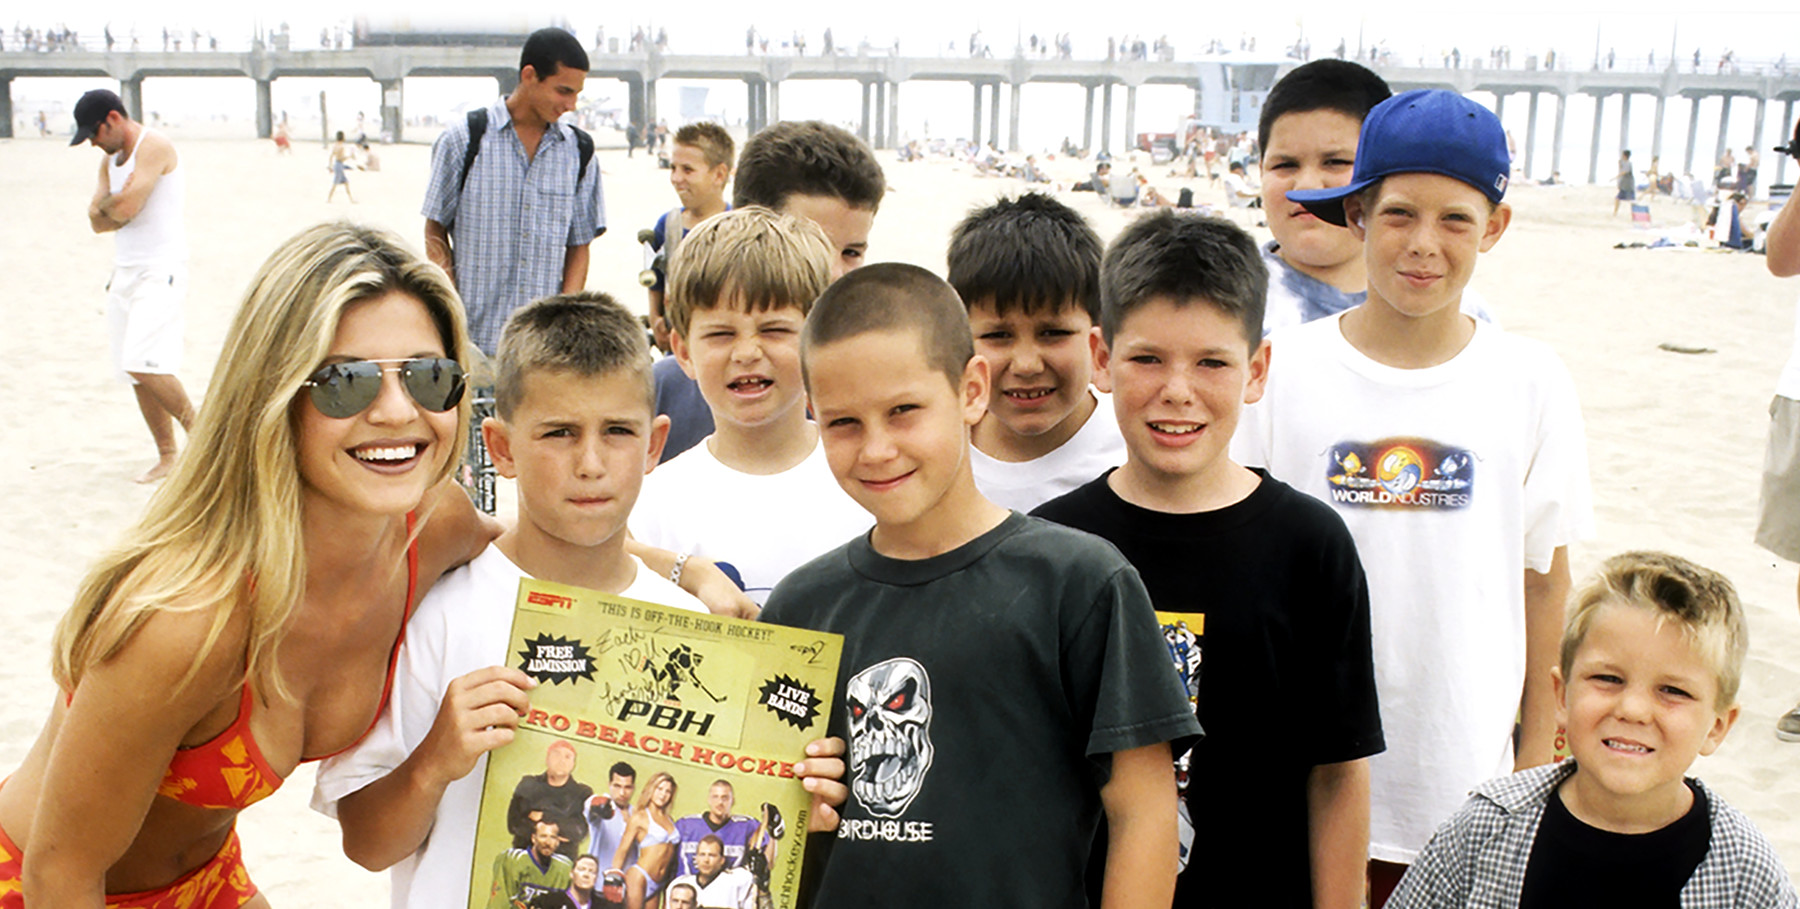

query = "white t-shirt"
[[1777, 296, 1800, 400], [970, 391, 1127, 513], [631, 437, 872, 605], [310, 547, 706, 909], [667, 868, 758, 909], [1232, 313, 1593, 863], [1223, 171, 1256, 207]]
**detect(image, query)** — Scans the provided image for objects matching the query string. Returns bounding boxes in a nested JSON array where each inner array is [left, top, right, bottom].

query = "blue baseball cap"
[[1287, 89, 1510, 227]]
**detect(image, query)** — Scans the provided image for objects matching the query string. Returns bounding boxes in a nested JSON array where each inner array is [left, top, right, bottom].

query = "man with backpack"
[[423, 27, 606, 356]]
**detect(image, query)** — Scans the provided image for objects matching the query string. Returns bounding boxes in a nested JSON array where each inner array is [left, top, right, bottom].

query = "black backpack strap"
[[458, 108, 488, 195], [571, 125, 594, 184], [459, 111, 592, 194]]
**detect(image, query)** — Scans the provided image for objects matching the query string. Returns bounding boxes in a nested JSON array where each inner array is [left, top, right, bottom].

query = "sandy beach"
[[2, 123, 1797, 903]]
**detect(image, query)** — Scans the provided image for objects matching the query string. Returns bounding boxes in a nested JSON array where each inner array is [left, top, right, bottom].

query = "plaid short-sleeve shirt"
[[1390, 761, 1798, 909], [422, 98, 605, 355]]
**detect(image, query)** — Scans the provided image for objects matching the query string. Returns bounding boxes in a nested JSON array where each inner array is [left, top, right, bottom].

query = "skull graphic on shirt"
[[845, 657, 934, 817]]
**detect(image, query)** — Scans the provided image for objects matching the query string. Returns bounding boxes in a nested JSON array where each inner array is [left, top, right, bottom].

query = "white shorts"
[[107, 264, 186, 383]]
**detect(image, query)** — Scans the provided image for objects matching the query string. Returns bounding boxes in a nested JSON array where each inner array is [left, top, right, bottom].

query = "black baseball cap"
[[70, 89, 127, 146]]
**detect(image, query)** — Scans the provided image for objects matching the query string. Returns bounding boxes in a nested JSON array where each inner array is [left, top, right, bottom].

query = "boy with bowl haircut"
[[760, 263, 1201, 907], [1034, 210, 1383, 909], [631, 208, 872, 606], [1234, 89, 1594, 904], [311, 294, 845, 909], [947, 192, 1127, 512], [1257, 61, 1493, 336], [1388, 552, 1798, 908]]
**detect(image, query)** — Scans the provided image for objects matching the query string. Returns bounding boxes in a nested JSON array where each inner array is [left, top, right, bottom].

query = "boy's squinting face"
[[968, 300, 1096, 442], [1261, 109, 1364, 276], [486, 368, 667, 550], [1095, 297, 1267, 487], [781, 193, 874, 277], [670, 143, 729, 208], [808, 329, 987, 533], [1344, 173, 1510, 321], [1555, 601, 1738, 825], [673, 302, 808, 432]]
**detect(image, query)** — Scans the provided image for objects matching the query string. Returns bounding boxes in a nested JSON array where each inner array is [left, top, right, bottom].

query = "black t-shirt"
[[760, 512, 1201, 908], [1033, 469, 1384, 909], [1519, 780, 1711, 908], [508, 773, 596, 858]]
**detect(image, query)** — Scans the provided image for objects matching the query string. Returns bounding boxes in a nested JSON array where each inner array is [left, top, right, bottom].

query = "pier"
[[3, 46, 1796, 186]]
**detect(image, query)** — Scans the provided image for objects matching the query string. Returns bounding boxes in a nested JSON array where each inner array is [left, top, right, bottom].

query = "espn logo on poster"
[[527, 590, 575, 610]]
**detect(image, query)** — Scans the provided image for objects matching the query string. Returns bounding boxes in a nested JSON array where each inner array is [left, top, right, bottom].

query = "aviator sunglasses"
[[301, 358, 466, 419]]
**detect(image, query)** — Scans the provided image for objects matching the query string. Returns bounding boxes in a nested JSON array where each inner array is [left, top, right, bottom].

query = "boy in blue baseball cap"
[[1232, 89, 1596, 906]]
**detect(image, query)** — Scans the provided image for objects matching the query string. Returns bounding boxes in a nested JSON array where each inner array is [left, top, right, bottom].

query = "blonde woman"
[[612, 772, 680, 909], [0, 222, 492, 907]]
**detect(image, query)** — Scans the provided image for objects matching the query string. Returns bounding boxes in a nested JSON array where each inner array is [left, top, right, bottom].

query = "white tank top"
[[108, 129, 187, 266], [1779, 296, 1800, 400]]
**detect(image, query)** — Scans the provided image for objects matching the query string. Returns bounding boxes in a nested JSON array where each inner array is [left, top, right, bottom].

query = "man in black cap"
[[72, 88, 195, 483]]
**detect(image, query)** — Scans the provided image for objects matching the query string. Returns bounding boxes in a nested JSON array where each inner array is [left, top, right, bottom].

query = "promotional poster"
[[469, 578, 842, 909]]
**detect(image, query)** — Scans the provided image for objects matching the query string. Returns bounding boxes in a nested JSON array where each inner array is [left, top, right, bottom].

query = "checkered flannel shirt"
[[423, 97, 605, 355], [1389, 760, 1798, 908]]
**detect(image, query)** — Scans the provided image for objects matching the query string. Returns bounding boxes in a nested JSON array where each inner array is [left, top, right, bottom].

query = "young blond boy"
[[631, 208, 872, 606], [310, 294, 844, 909], [1034, 210, 1382, 909], [946, 192, 1125, 512], [1389, 552, 1798, 908], [1256, 60, 1493, 336], [760, 263, 1200, 906], [1233, 90, 1594, 903], [648, 121, 735, 351], [650, 122, 735, 462]]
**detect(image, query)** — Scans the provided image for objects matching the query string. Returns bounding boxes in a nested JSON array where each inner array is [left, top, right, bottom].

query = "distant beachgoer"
[[328, 131, 357, 203], [273, 119, 292, 153], [68, 89, 196, 483], [1613, 149, 1635, 216]]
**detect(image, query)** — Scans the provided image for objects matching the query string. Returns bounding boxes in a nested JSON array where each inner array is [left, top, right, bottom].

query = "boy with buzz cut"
[[732, 120, 885, 278], [631, 207, 872, 606], [1256, 59, 1493, 336], [1234, 89, 1594, 906], [310, 294, 846, 909], [761, 263, 1202, 907], [1389, 552, 1799, 909], [947, 192, 1126, 512], [1034, 210, 1383, 909]]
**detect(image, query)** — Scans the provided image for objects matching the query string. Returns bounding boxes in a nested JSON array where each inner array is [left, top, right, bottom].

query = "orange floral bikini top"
[[152, 524, 420, 810]]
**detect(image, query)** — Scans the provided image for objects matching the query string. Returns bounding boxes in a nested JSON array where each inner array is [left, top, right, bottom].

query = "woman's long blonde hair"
[[52, 222, 471, 699]]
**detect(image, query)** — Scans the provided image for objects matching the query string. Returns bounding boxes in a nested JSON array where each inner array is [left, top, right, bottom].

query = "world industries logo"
[[1326, 438, 1475, 510]]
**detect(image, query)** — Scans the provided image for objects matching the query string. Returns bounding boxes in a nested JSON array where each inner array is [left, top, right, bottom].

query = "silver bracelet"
[[670, 552, 691, 586]]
